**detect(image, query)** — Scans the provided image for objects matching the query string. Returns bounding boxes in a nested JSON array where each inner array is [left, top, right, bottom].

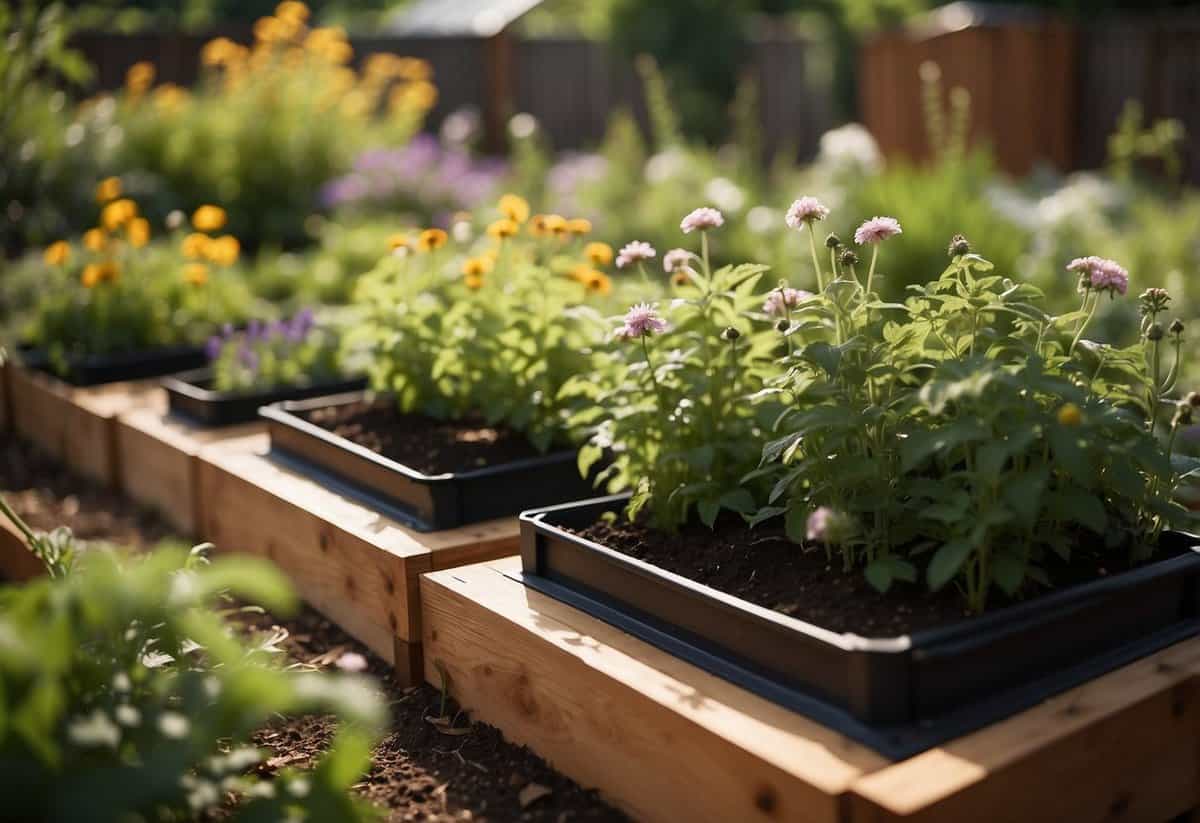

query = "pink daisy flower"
[[762, 287, 813, 316], [680, 207, 724, 234], [616, 303, 668, 339], [663, 248, 692, 273], [616, 240, 656, 269], [854, 216, 903, 245], [785, 197, 830, 229], [1067, 256, 1129, 296]]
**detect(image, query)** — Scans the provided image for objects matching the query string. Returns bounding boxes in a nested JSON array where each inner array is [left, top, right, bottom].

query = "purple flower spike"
[[205, 336, 223, 361], [238, 345, 260, 373]]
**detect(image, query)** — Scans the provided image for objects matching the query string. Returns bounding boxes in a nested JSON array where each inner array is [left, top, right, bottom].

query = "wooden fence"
[[860, 12, 1200, 182], [70, 30, 834, 159]]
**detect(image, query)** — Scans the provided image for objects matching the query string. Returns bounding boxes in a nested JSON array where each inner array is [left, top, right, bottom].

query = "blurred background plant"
[[0, 496, 385, 822], [82, 3, 436, 247], [206, 308, 350, 393]]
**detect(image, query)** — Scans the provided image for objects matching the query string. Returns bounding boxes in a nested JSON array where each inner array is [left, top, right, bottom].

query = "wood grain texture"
[[9, 365, 160, 487], [850, 637, 1200, 823], [195, 446, 519, 673], [421, 558, 887, 823], [115, 399, 265, 535]]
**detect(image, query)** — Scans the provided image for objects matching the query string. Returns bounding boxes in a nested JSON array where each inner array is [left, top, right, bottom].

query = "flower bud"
[[824, 233, 841, 249], [839, 248, 859, 267], [1057, 403, 1083, 427], [720, 326, 741, 342], [947, 233, 971, 257], [1139, 287, 1171, 318], [1146, 322, 1165, 341], [1170, 318, 1185, 336], [1187, 391, 1200, 408], [775, 318, 790, 333]]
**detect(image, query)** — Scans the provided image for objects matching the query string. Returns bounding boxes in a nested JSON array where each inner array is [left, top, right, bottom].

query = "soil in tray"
[[0, 436, 622, 822], [303, 400, 546, 475], [574, 516, 1167, 638]]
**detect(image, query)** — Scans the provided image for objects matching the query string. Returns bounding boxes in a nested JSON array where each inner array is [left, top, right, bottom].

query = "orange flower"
[[127, 217, 151, 248], [391, 81, 436, 112], [486, 219, 519, 240], [396, 57, 432, 82], [461, 257, 493, 277], [82, 228, 107, 252], [101, 198, 138, 231], [184, 263, 210, 286], [43, 241, 70, 266], [566, 218, 592, 236], [182, 232, 211, 259], [417, 228, 448, 252], [582, 270, 612, 295], [275, 0, 310, 25], [528, 214, 551, 237], [192, 205, 227, 232], [81, 264, 102, 288], [584, 242, 613, 266], [464, 272, 485, 290], [387, 233, 410, 252], [672, 270, 691, 287], [94, 177, 122, 203], [125, 61, 155, 96], [498, 194, 530, 224], [207, 235, 240, 266], [81, 261, 119, 288]]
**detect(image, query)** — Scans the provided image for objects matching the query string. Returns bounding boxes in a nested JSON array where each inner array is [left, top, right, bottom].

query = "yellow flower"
[[43, 241, 70, 266], [462, 257, 494, 277], [545, 214, 568, 238], [254, 15, 288, 43], [207, 235, 240, 266], [486, 219, 519, 240], [584, 242, 613, 266], [498, 194, 530, 224], [464, 272, 486, 290], [94, 176, 122, 203], [576, 269, 612, 295], [82, 228, 107, 252], [275, 0, 310, 25], [201, 37, 236, 66], [153, 83, 189, 112], [528, 214, 551, 237], [566, 218, 592, 236], [192, 205, 227, 232], [127, 217, 151, 248], [182, 232, 211, 259], [82, 261, 119, 288], [417, 228, 448, 252], [396, 57, 432, 82], [1057, 403, 1083, 426], [100, 198, 138, 231], [391, 81, 436, 112], [387, 233, 410, 252], [125, 61, 155, 96], [184, 263, 210, 287]]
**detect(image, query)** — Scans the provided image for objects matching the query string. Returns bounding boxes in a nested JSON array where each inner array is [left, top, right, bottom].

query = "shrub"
[[206, 309, 346, 393]]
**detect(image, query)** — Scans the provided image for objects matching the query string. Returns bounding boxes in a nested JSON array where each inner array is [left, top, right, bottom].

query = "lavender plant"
[[754, 200, 1194, 612], [346, 195, 612, 451], [564, 207, 783, 529], [206, 309, 345, 393]]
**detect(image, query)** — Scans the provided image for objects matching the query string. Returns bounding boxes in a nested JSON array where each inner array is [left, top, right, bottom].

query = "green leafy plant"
[[564, 209, 783, 529], [346, 196, 614, 451], [753, 210, 1194, 612], [206, 309, 346, 393], [24, 195, 264, 374], [0, 498, 385, 821]]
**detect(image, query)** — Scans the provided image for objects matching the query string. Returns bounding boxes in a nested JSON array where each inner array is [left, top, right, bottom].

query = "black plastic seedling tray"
[[164, 369, 367, 427], [261, 392, 599, 532], [517, 494, 1200, 759], [19, 345, 208, 387]]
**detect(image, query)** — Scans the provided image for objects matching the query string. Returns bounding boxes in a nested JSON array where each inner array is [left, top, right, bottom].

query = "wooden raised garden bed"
[[518, 495, 1200, 758], [9, 363, 162, 487], [196, 440, 523, 684], [421, 556, 1200, 823]]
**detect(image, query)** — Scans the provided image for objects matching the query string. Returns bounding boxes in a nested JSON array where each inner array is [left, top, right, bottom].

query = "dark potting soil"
[[0, 434, 623, 822], [303, 400, 545, 475], [574, 516, 1163, 638]]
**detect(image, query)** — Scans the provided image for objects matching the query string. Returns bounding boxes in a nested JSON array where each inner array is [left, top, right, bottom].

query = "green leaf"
[[698, 499, 720, 529], [577, 443, 603, 478], [718, 488, 757, 515], [927, 539, 973, 591], [900, 419, 989, 472], [991, 550, 1026, 595], [1048, 489, 1108, 533], [801, 341, 841, 378], [785, 506, 808, 544]]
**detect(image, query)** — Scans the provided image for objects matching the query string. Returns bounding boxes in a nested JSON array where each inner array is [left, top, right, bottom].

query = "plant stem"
[[0, 492, 37, 548], [700, 232, 711, 278], [1068, 291, 1097, 357], [865, 245, 879, 297], [808, 229, 825, 292]]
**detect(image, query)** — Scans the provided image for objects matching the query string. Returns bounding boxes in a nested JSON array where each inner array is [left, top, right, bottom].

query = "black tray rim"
[[18, 343, 207, 386], [260, 391, 584, 487], [163, 368, 368, 407], [520, 492, 1200, 651]]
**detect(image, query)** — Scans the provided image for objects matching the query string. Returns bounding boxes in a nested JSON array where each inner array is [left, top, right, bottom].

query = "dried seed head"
[[1187, 391, 1200, 408], [775, 318, 790, 333], [824, 232, 842, 249], [1173, 400, 1194, 427], [1146, 322, 1165, 341], [720, 326, 741, 342], [947, 233, 971, 257], [1170, 318, 1185, 336], [839, 248, 859, 267]]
